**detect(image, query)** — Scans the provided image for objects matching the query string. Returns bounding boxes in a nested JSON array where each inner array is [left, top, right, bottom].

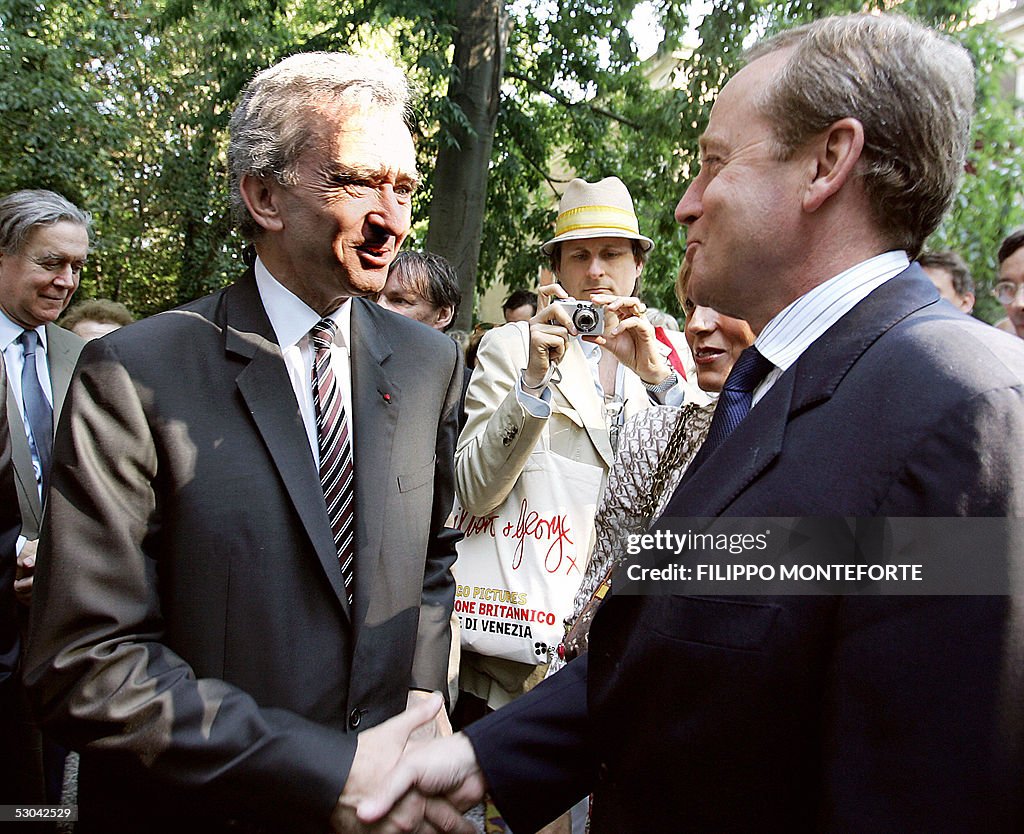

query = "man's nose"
[[367, 187, 410, 237], [53, 264, 77, 286], [675, 181, 702, 227]]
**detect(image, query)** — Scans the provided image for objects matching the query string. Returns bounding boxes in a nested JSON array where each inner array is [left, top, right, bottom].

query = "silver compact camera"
[[553, 298, 604, 335]]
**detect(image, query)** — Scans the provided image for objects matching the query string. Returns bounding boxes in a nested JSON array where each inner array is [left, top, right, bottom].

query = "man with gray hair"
[[26, 52, 464, 833], [359, 14, 1024, 833], [0, 189, 88, 600], [0, 188, 88, 805]]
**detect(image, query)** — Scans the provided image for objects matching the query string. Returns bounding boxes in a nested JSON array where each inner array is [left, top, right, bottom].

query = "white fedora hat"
[[540, 176, 654, 255]]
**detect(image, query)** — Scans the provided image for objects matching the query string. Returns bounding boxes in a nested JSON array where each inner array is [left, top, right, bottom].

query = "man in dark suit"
[[0, 358, 23, 801], [357, 14, 1024, 833], [26, 52, 464, 833], [0, 188, 88, 804], [0, 189, 88, 604]]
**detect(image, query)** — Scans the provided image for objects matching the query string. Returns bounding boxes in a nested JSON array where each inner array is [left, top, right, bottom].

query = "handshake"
[[331, 693, 486, 834]]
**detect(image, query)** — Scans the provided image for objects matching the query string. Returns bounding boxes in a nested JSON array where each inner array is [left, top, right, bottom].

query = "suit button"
[[349, 708, 363, 729]]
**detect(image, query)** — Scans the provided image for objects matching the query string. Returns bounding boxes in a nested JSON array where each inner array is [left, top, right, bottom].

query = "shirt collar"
[[0, 311, 46, 353], [254, 256, 351, 351], [756, 250, 909, 373]]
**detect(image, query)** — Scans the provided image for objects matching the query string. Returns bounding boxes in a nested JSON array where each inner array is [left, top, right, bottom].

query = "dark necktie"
[[310, 319, 356, 605], [18, 330, 53, 497], [688, 345, 774, 474]]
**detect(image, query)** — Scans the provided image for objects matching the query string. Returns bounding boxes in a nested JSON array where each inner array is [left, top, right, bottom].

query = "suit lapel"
[[666, 371, 792, 518], [44, 322, 81, 425], [552, 340, 615, 467], [348, 299, 399, 630], [663, 265, 940, 519], [225, 272, 351, 617], [5, 381, 40, 532]]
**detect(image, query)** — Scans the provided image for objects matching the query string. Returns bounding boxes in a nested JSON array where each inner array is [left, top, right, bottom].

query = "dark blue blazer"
[[467, 265, 1024, 833]]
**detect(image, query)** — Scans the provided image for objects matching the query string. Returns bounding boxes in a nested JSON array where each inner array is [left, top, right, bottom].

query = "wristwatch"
[[642, 371, 678, 397]]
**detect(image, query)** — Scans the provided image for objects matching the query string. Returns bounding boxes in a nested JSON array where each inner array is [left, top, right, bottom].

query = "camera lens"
[[573, 308, 598, 332]]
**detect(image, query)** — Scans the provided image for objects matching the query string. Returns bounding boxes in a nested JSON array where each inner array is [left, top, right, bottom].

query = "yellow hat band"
[[554, 204, 639, 238]]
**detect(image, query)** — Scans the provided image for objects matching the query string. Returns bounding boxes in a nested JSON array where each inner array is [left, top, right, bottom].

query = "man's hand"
[[15, 538, 37, 607], [357, 732, 486, 830], [407, 690, 452, 742], [588, 293, 671, 386], [331, 694, 473, 834], [523, 283, 574, 391]]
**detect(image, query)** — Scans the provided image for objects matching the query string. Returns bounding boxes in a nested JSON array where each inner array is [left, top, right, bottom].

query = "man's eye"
[[701, 156, 724, 174], [333, 175, 370, 191], [394, 183, 415, 198]]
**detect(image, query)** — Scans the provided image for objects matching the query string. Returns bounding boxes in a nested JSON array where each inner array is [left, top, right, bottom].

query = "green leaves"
[[0, 0, 1017, 326]]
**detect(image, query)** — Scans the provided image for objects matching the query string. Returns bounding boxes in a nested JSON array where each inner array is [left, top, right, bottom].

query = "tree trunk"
[[425, 0, 509, 332]]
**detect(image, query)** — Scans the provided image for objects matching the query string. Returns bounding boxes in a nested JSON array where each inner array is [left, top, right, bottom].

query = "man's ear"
[[435, 306, 454, 331], [239, 173, 285, 233], [802, 117, 864, 213]]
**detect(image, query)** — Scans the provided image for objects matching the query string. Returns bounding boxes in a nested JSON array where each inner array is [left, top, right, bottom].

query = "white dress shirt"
[[753, 251, 910, 406], [253, 258, 354, 466]]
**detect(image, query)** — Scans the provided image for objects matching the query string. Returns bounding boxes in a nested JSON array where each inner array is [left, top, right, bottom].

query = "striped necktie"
[[19, 330, 53, 498], [687, 345, 773, 475], [309, 319, 356, 604]]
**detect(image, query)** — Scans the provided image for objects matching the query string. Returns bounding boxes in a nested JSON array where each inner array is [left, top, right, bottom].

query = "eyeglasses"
[[993, 281, 1024, 305]]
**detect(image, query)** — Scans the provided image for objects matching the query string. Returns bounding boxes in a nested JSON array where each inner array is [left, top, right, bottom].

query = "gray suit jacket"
[[5, 322, 83, 539], [25, 273, 462, 832], [0, 359, 20, 679]]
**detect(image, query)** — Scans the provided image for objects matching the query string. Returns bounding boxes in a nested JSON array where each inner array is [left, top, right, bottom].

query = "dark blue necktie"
[[688, 345, 773, 474], [19, 330, 53, 498]]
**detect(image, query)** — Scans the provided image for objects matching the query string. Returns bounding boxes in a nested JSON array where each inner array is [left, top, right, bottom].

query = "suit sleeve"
[[23, 339, 354, 828], [822, 383, 1024, 830], [464, 654, 596, 832], [410, 337, 463, 695], [455, 324, 549, 515]]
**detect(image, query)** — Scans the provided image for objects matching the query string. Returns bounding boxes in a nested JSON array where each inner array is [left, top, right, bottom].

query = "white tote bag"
[[450, 448, 604, 665]]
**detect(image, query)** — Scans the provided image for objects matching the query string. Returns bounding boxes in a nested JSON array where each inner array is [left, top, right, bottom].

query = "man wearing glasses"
[[995, 228, 1024, 339]]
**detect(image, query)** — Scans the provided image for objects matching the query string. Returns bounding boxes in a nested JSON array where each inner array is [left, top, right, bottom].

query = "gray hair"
[[228, 52, 412, 240], [745, 14, 974, 258], [0, 189, 91, 254]]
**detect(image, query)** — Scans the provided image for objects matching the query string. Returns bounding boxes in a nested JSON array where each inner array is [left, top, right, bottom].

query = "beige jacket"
[[454, 321, 651, 707]]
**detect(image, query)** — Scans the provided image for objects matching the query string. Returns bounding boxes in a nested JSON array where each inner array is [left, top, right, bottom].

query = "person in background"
[[501, 288, 537, 323], [0, 358, 22, 802], [455, 176, 684, 718], [994, 227, 1024, 339], [0, 188, 88, 805], [917, 249, 975, 313], [0, 189, 88, 607], [59, 297, 134, 340], [377, 250, 460, 332]]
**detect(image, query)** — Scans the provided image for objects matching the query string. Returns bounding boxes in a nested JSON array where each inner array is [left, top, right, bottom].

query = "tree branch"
[[510, 133, 569, 192], [505, 69, 642, 131]]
